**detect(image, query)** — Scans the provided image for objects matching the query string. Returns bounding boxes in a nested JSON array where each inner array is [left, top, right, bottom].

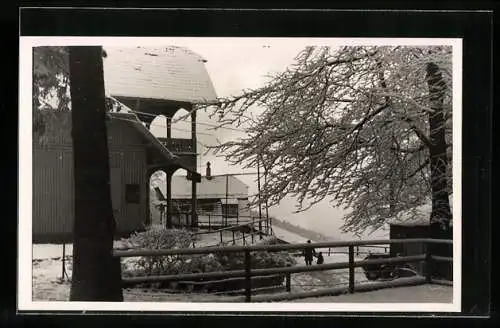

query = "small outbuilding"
[[152, 165, 251, 228], [388, 203, 453, 280]]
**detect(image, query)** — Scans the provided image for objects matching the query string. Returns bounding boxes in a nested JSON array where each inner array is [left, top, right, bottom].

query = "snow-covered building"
[[152, 164, 251, 228], [103, 45, 218, 229]]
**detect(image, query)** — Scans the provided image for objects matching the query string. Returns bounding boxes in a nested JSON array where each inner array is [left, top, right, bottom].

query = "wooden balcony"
[[158, 137, 195, 154]]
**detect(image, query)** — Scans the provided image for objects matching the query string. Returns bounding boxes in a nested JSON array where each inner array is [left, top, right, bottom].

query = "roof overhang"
[[109, 112, 201, 180]]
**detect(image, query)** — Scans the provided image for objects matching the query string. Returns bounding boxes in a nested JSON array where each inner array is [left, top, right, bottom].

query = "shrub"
[[122, 226, 196, 276], [120, 226, 297, 287], [215, 250, 296, 271]]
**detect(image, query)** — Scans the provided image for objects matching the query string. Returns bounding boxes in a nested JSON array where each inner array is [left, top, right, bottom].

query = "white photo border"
[[18, 37, 462, 313]]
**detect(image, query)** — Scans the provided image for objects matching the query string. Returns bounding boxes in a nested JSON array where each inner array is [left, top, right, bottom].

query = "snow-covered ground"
[[292, 284, 453, 303], [271, 225, 316, 244], [31, 242, 381, 302], [30, 223, 441, 303]]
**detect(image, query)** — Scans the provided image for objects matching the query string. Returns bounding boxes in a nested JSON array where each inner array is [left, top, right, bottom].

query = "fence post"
[[328, 248, 331, 256], [244, 249, 252, 302], [242, 232, 246, 245], [251, 218, 255, 244], [356, 246, 359, 256], [425, 248, 432, 284], [232, 230, 236, 245], [286, 272, 291, 292], [208, 214, 211, 231], [220, 230, 223, 244], [348, 245, 355, 293], [61, 243, 66, 280]]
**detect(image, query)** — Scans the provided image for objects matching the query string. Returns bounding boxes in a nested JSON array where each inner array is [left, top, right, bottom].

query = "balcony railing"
[[158, 137, 195, 154]]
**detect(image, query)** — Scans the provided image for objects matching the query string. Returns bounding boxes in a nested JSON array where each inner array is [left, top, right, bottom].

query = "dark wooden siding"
[[33, 113, 149, 242], [33, 148, 74, 237], [390, 225, 428, 275]]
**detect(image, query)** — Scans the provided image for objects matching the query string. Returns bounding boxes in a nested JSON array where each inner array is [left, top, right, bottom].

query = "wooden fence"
[[192, 217, 272, 246], [113, 238, 453, 302]]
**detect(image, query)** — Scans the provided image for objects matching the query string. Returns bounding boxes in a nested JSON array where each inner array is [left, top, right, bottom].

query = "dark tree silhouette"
[[68, 46, 123, 301]]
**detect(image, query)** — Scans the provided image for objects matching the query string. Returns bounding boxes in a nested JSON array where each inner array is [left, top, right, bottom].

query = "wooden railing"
[[157, 137, 194, 154], [193, 217, 272, 246], [113, 238, 453, 302]]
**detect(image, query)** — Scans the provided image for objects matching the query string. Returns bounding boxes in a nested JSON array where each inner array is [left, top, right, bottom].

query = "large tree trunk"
[[69, 46, 123, 301], [426, 62, 453, 280]]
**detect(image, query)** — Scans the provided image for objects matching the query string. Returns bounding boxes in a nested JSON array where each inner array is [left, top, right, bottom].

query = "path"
[[292, 284, 453, 303]]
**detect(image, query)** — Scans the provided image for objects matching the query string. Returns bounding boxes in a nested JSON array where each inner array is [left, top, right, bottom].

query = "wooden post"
[[348, 245, 355, 293], [191, 180, 197, 229], [244, 250, 252, 302], [425, 249, 432, 284], [257, 161, 263, 239], [191, 108, 198, 229], [166, 173, 172, 229], [286, 273, 291, 292], [220, 230, 223, 244], [208, 214, 211, 231], [236, 210, 239, 226], [264, 165, 270, 235], [232, 230, 236, 245], [61, 243, 66, 280], [252, 217, 255, 243], [225, 175, 229, 227], [242, 232, 246, 246], [328, 248, 331, 256], [356, 246, 359, 256]]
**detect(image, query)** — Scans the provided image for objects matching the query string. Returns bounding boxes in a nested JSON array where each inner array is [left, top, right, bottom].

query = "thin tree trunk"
[[426, 62, 452, 280], [69, 46, 123, 301]]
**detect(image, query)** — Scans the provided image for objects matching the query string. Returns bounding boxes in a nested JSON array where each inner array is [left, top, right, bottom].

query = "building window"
[[200, 203, 215, 213], [125, 184, 140, 204], [222, 204, 239, 217]]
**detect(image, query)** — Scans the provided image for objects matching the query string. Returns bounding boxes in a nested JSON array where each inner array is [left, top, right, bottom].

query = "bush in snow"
[[120, 226, 296, 290], [256, 235, 281, 246], [215, 250, 296, 271], [121, 226, 195, 276]]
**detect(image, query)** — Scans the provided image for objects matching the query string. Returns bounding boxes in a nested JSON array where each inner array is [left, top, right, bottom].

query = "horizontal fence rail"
[[121, 254, 426, 286], [113, 238, 453, 302], [113, 238, 451, 258]]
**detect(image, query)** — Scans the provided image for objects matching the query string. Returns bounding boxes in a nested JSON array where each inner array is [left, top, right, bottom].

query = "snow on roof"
[[387, 201, 454, 227], [155, 175, 249, 200], [103, 46, 218, 104]]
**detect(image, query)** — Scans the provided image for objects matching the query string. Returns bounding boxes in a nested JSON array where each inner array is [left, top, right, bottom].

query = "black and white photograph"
[[19, 36, 462, 313]]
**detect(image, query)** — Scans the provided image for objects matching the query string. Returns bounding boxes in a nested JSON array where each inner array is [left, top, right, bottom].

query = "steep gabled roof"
[[103, 46, 218, 104]]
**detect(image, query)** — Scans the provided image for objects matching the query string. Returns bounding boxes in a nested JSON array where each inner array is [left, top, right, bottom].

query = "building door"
[[110, 168, 122, 229]]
